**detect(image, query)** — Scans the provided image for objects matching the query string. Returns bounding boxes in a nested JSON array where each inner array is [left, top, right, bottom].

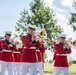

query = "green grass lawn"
[[44, 63, 76, 75]]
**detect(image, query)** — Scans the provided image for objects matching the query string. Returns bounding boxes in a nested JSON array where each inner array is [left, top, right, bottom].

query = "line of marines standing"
[[0, 25, 46, 75]]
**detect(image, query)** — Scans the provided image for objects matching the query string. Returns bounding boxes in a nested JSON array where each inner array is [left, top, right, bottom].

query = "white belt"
[[23, 46, 36, 50], [23, 46, 26, 49], [13, 52, 21, 54], [36, 49, 40, 52], [57, 54, 67, 56], [2, 50, 12, 52], [29, 47, 36, 50]]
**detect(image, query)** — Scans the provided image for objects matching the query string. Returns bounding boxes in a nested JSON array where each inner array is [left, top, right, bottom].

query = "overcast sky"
[[0, 0, 76, 40]]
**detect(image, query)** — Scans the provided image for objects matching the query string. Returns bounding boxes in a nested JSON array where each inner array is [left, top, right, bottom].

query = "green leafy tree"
[[15, 0, 63, 47], [69, 0, 76, 31], [15, 9, 29, 37]]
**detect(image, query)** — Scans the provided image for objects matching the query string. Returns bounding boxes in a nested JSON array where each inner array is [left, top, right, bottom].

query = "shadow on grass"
[[70, 73, 76, 74], [44, 71, 76, 75], [44, 71, 53, 73]]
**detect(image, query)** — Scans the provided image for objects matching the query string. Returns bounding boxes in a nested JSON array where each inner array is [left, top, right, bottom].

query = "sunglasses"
[[6, 34, 11, 36], [61, 37, 66, 39], [29, 27, 35, 31]]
